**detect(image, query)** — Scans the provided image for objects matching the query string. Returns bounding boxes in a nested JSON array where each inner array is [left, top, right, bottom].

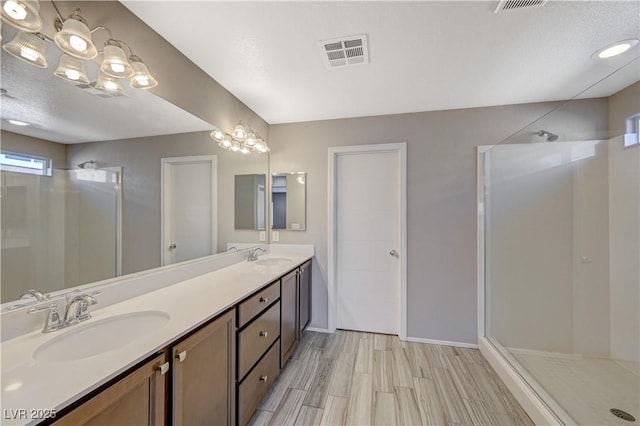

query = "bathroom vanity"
[[0, 247, 313, 426]]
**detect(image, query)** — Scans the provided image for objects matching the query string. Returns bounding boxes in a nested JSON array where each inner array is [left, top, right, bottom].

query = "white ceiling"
[[123, 1, 640, 125]]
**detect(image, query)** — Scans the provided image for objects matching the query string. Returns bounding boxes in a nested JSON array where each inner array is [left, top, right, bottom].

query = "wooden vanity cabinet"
[[281, 260, 313, 366], [298, 260, 312, 338], [52, 353, 168, 426], [280, 269, 298, 366], [172, 309, 235, 426]]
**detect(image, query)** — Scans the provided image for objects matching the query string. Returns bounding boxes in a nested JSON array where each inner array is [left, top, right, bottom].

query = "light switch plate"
[[272, 231, 280, 242], [259, 231, 266, 241]]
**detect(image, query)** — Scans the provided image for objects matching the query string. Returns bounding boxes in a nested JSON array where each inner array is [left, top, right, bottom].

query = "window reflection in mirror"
[[271, 172, 306, 231], [234, 174, 266, 230]]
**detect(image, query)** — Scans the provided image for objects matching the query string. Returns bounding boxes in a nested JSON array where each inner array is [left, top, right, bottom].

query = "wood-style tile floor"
[[249, 330, 534, 425]]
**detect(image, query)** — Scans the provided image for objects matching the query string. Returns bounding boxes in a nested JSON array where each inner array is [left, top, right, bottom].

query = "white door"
[[161, 156, 217, 266], [335, 148, 403, 335]]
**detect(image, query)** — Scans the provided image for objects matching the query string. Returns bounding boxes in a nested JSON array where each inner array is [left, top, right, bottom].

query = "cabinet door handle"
[[259, 331, 268, 338], [259, 297, 268, 303], [259, 375, 268, 382], [158, 362, 170, 375], [176, 350, 187, 362]]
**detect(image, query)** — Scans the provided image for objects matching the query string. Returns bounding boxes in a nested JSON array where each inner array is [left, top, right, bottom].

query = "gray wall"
[[609, 81, 640, 136], [1, 131, 66, 169], [269, 98, 608, 344]]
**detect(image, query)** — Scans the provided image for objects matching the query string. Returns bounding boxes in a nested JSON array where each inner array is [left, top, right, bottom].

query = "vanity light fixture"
[[232, 121, 248, 141], [2, 30, 47, 67], [54, 53, 89, 84], [593, 39, 639, 59], [53, 9, 97, 59], [100, 39, 133, 78], [1, 0, 42, 32], [95, 69, 124, 93], [245, 131, 257, 147], [209, 125, 271, 154], [0, 1, 160, 90], [129, 55, 157, 89]]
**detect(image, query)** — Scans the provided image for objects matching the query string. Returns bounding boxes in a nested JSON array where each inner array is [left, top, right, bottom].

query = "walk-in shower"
[[477, 85, 639, 424], [0, 162, 122, 304]]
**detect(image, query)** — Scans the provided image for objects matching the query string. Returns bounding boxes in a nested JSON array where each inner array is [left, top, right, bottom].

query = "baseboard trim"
[[406, 336, 478, 349], [305, 327, 331, 333]]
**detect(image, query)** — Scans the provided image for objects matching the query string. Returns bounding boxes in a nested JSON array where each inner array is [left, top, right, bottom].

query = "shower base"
[[513, 352, 639, 426]]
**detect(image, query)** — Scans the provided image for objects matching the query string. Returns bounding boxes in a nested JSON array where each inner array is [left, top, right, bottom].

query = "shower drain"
[[610, 408, 636, 422]]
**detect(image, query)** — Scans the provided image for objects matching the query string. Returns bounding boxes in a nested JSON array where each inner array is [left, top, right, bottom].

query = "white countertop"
[[0, 251, 312, 425]]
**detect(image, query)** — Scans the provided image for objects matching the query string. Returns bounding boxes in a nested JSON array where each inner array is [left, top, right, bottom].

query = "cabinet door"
[[280, 270, 298, 366], [173, 309, 235, 426], [298, 261, 312, 337], [54, 353, 167, 426]]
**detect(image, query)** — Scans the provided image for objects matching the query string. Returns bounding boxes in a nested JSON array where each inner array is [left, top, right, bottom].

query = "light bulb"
[[3, 1, 27, 20], [110, 63, 125, 73], [211, 129, 224, 141], [240, 147, 251, 155], [245, 131, 257, 147], [134, 75, 149, 86], [232, 122, 247, 141], [103, 81, 118, 91], [65, 69, 80, 80], [69, 35, 87, 52], [19, 46, 37, 61]]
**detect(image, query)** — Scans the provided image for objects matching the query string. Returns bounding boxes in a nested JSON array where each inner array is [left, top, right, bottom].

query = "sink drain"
[[611, 408, 636, 422]]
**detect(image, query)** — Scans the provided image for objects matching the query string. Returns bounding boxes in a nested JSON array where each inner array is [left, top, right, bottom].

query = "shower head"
[[537, 130, 559, 142], [77, 160, 97, 169]]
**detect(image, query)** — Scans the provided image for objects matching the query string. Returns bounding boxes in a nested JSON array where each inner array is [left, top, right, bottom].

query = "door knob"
[[389, 249, 398, 257], [169, 243, 177, 250]]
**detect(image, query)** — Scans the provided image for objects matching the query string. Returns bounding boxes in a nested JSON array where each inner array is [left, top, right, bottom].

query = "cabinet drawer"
[[238, 301, 280, 378], [238, 282, 280, 328], [238, 340, 280, 426]]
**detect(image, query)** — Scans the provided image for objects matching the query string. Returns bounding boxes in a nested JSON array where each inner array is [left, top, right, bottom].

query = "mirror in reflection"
[[234, 174, 266, 231], [271, 172, 306, 231]]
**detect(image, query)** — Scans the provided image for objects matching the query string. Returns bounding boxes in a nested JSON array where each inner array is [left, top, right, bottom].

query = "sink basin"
[[33, 311, 170, 363], [254, 257, 292, 267]]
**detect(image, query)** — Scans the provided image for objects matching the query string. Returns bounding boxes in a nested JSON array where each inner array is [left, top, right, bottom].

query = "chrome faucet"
[[247, 247, 267, 262], [28, 292, 99, 333], [19, 289, 48, 302], [64, 294, 98, 325]]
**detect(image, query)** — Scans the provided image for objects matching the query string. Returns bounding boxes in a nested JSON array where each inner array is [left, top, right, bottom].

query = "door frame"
[[327, 143, 407, 340], [161, 155, 217, 266]]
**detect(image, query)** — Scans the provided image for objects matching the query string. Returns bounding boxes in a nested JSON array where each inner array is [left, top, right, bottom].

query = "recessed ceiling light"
[[7, 119, 29, 126], [593, 39, 639, 59]]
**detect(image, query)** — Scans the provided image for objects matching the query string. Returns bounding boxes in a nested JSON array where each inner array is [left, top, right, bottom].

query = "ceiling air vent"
[[495, 0, 547, 12], [319, 34, 369, 68]]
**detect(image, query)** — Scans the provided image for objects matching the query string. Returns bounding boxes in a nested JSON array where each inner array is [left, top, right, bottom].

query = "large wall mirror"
[[0, 2, 268, 307], [271, 172, 306, 231]]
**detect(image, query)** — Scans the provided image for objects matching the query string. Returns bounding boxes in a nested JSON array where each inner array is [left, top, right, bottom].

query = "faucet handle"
[[64, 293, 99, 325], [28, 304, 65, 333]]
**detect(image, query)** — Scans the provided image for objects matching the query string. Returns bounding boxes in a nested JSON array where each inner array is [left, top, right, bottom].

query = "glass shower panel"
[[0, 168, 120, 303], [484, 138, 639, 425], [65, 168, 120, 288], [1, 169, 66, 302]]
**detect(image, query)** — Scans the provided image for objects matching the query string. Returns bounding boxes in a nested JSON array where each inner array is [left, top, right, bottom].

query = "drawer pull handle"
[[259, 375, 268, 382], [176, 351, 187, 363], [158, 362, 170, 375], [259, 297, 268, 303], [259, 331, 268, 338]]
